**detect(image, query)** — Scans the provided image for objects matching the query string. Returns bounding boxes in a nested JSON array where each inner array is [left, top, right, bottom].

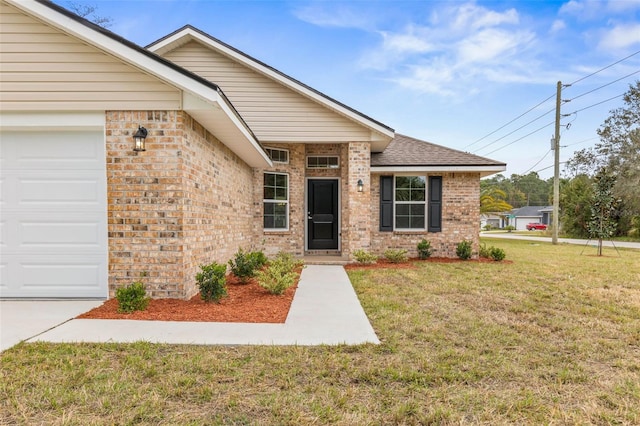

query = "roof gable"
[[4, 0, 270, 167], [371, 134, 506, 177], [147, 25, 394, 151]]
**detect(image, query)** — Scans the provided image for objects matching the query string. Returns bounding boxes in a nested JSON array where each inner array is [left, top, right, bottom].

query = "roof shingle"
[[371, 134, 506, 168]]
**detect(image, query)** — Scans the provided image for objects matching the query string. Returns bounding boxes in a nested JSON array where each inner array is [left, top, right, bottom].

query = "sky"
[[56, 0, 640, 179]]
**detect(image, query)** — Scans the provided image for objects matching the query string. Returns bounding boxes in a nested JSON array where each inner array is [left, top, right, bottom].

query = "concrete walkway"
[[0, 265, 379, 352], [482, 232, 640, 250]]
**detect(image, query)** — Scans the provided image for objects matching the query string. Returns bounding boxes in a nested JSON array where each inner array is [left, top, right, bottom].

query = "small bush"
[[248, 250, 268, 269], [504, 225, 516, 232], [417, 239, 433, 259], [256, 252, 302, 295], [384, 248, 408, 263], [483, 224, 493, 231], [479, 242, 491, 258], [229, 248, 259, 284], [353, 249, 378, 264], [490, 247, 506, 261], [196, 262, 227, 303], [116, 281, 149, 313], [456, 240, 473, 260]]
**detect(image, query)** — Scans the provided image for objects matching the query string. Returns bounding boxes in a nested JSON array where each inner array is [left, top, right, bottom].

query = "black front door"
[[307, 179, 339, 250]]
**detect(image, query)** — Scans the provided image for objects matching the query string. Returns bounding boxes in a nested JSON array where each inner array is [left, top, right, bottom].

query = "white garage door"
[[0, 130, 108, 298]]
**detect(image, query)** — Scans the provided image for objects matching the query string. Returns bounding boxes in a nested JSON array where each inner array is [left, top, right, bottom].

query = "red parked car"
[[526, 222, 547, 230]]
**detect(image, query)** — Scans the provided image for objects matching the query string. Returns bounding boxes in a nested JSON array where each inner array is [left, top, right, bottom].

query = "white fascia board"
[[370, 165, 507, 177], [8, 0, 270, 167], [149, 27, 395, 142]]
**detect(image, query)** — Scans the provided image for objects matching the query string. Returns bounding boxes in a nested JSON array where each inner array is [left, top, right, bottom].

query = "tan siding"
[[0, 3, 181, 111], [162, 41, 370, 142]]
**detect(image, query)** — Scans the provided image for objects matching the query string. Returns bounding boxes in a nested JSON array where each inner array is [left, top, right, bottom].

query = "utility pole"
[[552, 81, 562, 245]]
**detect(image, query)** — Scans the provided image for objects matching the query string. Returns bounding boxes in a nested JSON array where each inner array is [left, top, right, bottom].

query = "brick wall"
[[343, 142, 371, 258], [370, 172, 480, 258], [106, 111, 254, 299]]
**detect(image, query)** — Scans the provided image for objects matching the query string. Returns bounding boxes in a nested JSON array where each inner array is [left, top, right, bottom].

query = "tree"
[[67, 2, 113, 28], [588, 170, 618, 256], [559, 175, 593, 238], [480, 188, 512, 214], [566, 81, 640, 214]]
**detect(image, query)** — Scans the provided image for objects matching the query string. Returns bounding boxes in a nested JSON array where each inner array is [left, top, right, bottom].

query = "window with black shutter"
[[379, 176, 393, 231], [428, 176, 442, 232]]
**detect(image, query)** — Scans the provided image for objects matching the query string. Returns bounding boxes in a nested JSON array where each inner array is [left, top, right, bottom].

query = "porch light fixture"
[[133, 126, 148, 152], [357, 179, 364, 192]]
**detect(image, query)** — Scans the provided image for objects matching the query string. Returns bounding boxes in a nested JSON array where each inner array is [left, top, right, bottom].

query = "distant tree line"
[[481, 81, 639, 239]]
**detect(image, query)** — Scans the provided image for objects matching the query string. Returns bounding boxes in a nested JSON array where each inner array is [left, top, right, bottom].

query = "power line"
[[472, 106, 556, 153], [565, 92, 625, 115], [568, 49, 640, 86], [463, 93, 555, 150], [483, 121, 555, 156], [522, 149, 552, 174], [567, 69, 640, 102]]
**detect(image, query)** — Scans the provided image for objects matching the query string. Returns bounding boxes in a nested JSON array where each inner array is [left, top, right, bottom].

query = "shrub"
[[256, 252, 302, 295], [196, 262, 227, 303], [353, 249, 378, 264], [483, 224, 493, 231], [490, 247, 506, 261], [504, 225, 516, 232], [228, 248, 259, 284], [479, 242, 491, 258], [116, 281, 149, 313], [417, 239, 433, 259], [456, 240, 473, 260], [248, 250, 268, 269], [384, 248, 408, 263]]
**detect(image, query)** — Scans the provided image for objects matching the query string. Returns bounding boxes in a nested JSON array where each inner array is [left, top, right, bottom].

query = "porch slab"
[[16, 265, 378, 347]]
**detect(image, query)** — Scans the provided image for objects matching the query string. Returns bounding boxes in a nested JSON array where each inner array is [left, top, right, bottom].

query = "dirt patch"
[[78, 275, 297, 323]]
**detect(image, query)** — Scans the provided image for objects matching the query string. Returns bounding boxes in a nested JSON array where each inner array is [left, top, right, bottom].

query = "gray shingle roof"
[[371, 134, 506, 167]]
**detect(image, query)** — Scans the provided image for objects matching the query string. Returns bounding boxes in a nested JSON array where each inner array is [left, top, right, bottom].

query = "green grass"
[[2, 238, 639, 424]]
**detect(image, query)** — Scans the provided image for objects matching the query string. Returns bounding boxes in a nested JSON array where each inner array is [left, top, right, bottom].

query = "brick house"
[[0, 0, 505, 299]]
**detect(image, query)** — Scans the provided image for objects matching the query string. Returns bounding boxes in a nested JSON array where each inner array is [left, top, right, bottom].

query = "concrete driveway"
[[0, 300, 103, 352]]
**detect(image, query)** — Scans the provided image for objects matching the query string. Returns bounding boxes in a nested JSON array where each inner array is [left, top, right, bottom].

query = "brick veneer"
[[106, 111, 254, 299], [370, 172, 480, 258], [106, 113, 482, 299]]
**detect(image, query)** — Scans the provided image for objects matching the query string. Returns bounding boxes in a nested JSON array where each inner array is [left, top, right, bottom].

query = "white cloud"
[[606, 0, 640, 13], [456, 28, 534, 64], [598, 23, 640, 50], [451, 3, 519, 31], [550, 19, 567, 33], [293, 3, 376, 30]]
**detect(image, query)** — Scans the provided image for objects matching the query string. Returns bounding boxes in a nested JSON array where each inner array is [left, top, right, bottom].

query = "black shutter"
[[428, 176, 442, 232], [380, 176, 393, 232]]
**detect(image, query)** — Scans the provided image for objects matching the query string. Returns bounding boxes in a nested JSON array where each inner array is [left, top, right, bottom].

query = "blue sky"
[[57, 0, 640, 178]]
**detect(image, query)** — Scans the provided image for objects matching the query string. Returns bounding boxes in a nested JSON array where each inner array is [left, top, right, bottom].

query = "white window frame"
[[394, 174, 427, 231], [265, 147, 289, 164], [306, 155, 340, 169], [263, 172, 289, 231]]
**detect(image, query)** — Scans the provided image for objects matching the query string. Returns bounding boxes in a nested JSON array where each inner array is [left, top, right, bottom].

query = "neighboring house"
[[0, 0, 505, 299], [480, 213, 506, 229], [509, 206, 553, 231]]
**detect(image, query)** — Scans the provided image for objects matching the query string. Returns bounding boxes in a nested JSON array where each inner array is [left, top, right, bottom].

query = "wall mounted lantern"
[[133, 126, 148, 152], [357, 179, 364, 192]]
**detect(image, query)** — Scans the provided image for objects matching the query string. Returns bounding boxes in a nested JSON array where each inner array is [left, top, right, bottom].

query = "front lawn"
[[1, 238, 639, 424]]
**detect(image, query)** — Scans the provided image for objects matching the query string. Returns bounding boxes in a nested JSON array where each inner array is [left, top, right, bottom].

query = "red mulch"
[[77, 275, 297, 323]]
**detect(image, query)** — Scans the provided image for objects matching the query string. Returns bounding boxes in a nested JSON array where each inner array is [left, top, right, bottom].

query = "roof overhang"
[[148, 26, 395, 151], [8, 0, 271, 168], [371, 164, 507, 177]]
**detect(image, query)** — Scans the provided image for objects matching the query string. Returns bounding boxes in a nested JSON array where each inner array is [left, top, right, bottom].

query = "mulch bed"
[[77, 275, 297, 323]]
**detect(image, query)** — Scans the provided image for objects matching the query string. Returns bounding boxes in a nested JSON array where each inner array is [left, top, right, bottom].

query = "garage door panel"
[[1, 255, 106, 298], [19, 176, 103, 205], [3, 131, 104, 170]]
